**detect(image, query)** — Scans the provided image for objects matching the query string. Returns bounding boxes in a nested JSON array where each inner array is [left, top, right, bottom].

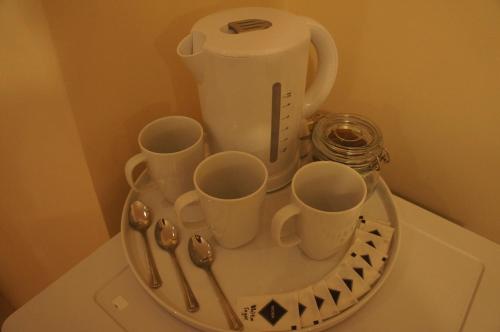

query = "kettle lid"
[[191, 7, 310, 57]]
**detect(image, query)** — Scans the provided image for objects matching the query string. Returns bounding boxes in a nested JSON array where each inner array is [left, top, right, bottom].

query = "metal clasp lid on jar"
[[311, 112, 390, 173]]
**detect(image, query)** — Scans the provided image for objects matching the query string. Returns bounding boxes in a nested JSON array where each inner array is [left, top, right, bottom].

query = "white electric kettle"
[[178, 7, 338, 191]]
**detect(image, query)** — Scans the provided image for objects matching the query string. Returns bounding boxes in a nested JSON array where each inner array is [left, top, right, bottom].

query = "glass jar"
[[311, 113, 390, 198]]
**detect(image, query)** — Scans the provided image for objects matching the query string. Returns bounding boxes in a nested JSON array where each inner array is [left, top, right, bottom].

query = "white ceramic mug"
[[271, 161, 367, 260], [174, 151, 268, 249], [125, 116, 204, 203]]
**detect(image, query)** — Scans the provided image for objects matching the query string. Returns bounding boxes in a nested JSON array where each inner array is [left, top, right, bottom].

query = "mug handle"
[[271, 204, 302, 247], [174, 190, 207, 229], [125, 153, 146, 191]]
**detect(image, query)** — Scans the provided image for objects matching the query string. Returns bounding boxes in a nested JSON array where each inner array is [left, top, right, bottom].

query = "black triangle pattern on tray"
[[361, 254, 372, 266], [342, 278, 353, 291], [236, 216, 394, 331], [329, 288, 340, 305], [298, 302, 306, 316], [353, 267, 364, 279], [314, 295, 324, 309], [366, 240, 376, 248]]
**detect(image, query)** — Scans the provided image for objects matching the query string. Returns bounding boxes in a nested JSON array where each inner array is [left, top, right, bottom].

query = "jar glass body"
[[311, 113, 389, 199]]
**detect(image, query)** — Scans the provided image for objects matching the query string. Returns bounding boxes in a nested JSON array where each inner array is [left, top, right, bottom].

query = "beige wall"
[[0, 0, 109, 307], [287, 0, 500, 243]]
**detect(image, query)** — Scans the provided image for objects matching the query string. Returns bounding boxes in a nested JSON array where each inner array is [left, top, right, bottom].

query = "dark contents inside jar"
[[328, 127, 368, 148]]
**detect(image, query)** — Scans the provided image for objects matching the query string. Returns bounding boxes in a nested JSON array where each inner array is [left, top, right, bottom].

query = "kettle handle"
[[303, 18, 338, 118]]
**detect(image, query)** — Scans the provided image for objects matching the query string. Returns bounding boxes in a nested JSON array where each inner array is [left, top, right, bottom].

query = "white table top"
[[3, 196, 500, 332]]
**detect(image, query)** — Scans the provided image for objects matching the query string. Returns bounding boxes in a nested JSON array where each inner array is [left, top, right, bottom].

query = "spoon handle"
[[141, 231, 162, 289], [206, 268, 243, 331], [170, 252, 200, 312]]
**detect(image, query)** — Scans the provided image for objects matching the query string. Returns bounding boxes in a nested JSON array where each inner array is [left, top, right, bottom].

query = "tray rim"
[[121, 177, 401, 332]]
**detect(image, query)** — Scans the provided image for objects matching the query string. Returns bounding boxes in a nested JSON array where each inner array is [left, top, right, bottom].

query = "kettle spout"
[[177, 31, 206, 82]]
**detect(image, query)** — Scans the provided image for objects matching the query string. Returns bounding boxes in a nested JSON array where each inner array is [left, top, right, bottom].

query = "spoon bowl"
[[188, 234, 215, 269], [155, 218, 179, 251], [129, 200, 151, 231]]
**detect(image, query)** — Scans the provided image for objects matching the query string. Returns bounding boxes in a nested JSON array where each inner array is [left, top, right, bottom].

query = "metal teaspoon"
[[155, 218, 199, 312], [129, 201, 162, 289], [188, 235, 243, 331]]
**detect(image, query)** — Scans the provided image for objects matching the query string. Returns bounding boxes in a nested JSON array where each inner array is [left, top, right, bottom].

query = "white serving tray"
[[121, 175, 400, 332]]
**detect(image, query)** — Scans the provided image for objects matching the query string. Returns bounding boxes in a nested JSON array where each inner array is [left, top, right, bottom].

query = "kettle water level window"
[[270, 82, 293, 163], [270, 82, 281, 163]]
